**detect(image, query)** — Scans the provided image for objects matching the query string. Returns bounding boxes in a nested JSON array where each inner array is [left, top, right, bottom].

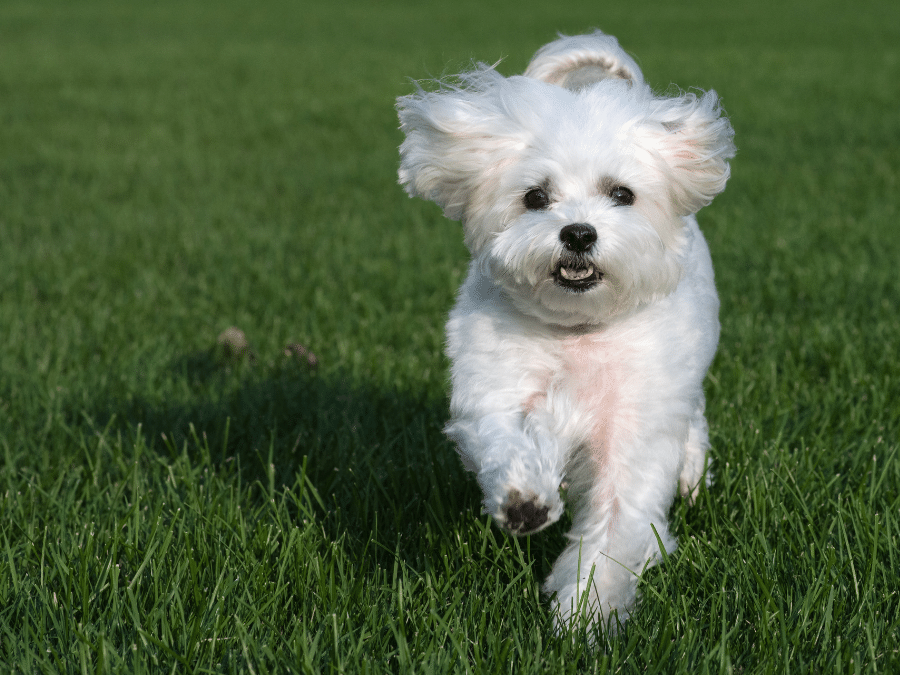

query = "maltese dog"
[[397, 30, 734, 632]]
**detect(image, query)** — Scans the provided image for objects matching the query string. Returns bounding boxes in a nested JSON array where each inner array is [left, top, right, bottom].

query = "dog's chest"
[[548, 333, 631, 421], [560, 333, 623, 384], [519, 333, 630, 463]]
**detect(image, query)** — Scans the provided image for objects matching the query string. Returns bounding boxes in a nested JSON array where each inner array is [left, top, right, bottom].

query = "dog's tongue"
[[559, 265, 594, 281]]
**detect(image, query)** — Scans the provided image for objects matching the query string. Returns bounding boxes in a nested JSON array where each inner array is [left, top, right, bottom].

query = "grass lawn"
[[1, 0, 898, 671]]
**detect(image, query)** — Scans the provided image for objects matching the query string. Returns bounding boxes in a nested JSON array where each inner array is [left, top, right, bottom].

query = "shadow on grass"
[[65, 346, 569, 578], [119, 356, 457, 516]]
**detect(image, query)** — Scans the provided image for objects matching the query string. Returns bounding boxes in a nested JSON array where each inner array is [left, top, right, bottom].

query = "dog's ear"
[[397, 69, 522, 221], [641, 90, 735, 215], [523, 30, 644, 91]]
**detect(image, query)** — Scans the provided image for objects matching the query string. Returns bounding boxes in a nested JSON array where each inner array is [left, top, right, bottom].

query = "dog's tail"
[[523, 30, 644, 90]]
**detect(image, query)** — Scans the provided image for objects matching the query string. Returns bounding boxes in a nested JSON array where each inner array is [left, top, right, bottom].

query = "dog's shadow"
[[72, 347, 564, 570]]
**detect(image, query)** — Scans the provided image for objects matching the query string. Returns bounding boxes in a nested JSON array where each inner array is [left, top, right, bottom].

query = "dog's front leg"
[[446, 405, 567, 534], [443, 272, 573, 534], [543, 420, 683, 633]]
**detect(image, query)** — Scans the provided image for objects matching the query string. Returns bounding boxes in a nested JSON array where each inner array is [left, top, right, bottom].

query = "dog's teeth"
[[560, 266, 593, 281]]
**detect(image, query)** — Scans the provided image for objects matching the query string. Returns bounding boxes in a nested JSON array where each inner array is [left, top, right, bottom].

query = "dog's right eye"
[[523, 187, 550, 211]]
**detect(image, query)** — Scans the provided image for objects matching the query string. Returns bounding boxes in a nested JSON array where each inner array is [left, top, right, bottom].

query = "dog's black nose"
[[559, 223, 597, 252]]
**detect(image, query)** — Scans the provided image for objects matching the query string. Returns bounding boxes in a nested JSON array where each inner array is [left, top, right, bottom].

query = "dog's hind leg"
[[678, 399, 713, 504]]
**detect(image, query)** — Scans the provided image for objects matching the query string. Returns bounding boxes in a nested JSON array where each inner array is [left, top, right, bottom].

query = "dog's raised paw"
[[500, 490, 551, 535]]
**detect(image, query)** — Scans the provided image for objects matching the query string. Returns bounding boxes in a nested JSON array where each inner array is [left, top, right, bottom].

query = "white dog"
[[397, 31, 734, 631]]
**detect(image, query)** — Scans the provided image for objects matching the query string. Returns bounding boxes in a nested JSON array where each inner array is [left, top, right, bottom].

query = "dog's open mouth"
[[553, 260, 602, 291]]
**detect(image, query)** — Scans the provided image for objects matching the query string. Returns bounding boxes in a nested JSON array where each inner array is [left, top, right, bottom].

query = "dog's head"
[[398, 31, 734, 326]]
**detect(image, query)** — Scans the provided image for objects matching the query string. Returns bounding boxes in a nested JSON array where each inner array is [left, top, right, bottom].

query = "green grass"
[[1, 0, 899, 671]]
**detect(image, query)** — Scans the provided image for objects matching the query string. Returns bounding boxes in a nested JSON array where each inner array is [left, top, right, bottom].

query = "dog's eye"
[[609, 186, 635, 206], [523, 187, 550, 211]]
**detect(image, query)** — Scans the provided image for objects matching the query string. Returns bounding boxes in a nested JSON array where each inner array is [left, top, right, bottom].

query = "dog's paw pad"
[[501, 491, 550, 535]]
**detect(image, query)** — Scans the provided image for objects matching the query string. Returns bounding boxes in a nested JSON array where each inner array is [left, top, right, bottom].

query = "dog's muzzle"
[[554, 223, 601, 291]]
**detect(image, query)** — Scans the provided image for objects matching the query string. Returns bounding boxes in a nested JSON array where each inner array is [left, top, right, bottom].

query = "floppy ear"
[[640, 89, 736, 216], [397, 69, 522, 221]]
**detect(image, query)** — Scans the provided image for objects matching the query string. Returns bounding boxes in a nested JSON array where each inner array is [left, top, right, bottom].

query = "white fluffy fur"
[[397, 30, 735, 633]]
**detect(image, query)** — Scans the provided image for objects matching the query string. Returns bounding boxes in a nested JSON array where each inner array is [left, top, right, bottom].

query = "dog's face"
[[398, 70, 734, 326]]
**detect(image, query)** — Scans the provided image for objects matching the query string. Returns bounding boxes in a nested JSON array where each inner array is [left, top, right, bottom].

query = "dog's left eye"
[[523, 187, 550, 211], [609, 186, 635, 206]]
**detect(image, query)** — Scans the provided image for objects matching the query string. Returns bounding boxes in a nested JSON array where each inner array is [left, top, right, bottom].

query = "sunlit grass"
[[1, 0, 898, 671]]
